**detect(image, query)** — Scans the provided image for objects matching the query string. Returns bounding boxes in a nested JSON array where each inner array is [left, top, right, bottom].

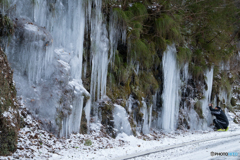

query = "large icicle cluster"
[[86, 0, 126, 122], [201, 67, 214, 129], [5, 0, 89, 137], [3, 0, 232, 139], [161, 45, 180, 131]]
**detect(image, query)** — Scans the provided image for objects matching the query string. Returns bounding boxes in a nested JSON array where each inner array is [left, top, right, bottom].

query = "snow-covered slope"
[[1, 108, 239, 160]]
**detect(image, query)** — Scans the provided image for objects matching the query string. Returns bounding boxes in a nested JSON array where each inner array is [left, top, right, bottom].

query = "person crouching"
[[209, 103, 229, 131]]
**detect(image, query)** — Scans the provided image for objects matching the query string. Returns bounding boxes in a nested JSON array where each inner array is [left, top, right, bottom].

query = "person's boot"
[[217, 129, 225, 132], [225, 127, 229, 131]]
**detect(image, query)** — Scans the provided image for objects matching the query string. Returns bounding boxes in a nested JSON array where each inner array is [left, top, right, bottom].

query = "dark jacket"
[[209, 106, 229, 126]]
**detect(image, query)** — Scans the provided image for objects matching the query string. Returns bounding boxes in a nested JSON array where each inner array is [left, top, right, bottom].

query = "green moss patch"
[[194, 101, 203, 119], [0, 50, 19, 156]]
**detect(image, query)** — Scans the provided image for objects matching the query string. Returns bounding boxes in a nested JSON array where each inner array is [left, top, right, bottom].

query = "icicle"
[[141, 99, 149, 134], [149, 104, 152, 130], [127, 95, 134, 113], [83, 62, 87, 79], [89, 0, 109, 103], [109, 10, 127, 65], [219, 89, 228, 105], [84, 98, 91, 133], [151, 93, 158, 129], [201, 67, 214, 129], [152, 93, 157, 110], [161, 45, 180, 131], [183, 63, 189, 83], [89, 0, 127, 105]]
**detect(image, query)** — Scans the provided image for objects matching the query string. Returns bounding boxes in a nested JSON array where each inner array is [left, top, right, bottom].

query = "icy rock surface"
[[5, 0, 87, 137], [6, 17, 53, 84], [113, 104, 132, 135]]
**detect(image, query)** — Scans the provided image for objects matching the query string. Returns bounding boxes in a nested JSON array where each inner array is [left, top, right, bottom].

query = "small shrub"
[[177, 47, 192, 64], [84, 139, 92, 146]]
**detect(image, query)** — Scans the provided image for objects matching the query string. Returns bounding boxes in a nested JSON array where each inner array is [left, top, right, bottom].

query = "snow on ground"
[[134, 125, 240, 160], [2, 107, 18, 127], [0, 108, 240, 160], [133, 134, 240, 160], [51, 114, 240, 160], [0, 107, 129, 160]]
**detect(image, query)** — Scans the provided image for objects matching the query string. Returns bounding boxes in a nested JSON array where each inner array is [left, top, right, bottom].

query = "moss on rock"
[[231, 97, 237, 107], [99, 102, 116, 138], [194, 101, 203, 119], [0, 50, 19, 156], [80, 110, 88, 134]]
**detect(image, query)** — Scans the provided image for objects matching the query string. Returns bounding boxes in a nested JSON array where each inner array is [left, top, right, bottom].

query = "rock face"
[[0, 49, 19, 156]]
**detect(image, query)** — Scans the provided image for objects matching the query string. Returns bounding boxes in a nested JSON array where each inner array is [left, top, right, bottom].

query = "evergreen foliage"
[[108, 0, 240, 101], [0, 14, 14, 38], [0, 0, 8, 8], [177, 47, 192, 64]]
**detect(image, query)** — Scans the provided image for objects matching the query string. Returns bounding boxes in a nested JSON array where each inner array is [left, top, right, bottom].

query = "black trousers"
[[213, 119, 228, 129]]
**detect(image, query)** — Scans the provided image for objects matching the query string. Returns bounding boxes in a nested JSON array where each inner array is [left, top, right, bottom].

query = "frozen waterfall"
[[85, 0, 109, 125], [1, 0, 225, 138], [87, 0, 126, 122], [4, 0, 128, 136], [201, 67, 214, 129], [5, 0, 90, 137], [88, 0, 126, 103], [161, 45, 180, 131]]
